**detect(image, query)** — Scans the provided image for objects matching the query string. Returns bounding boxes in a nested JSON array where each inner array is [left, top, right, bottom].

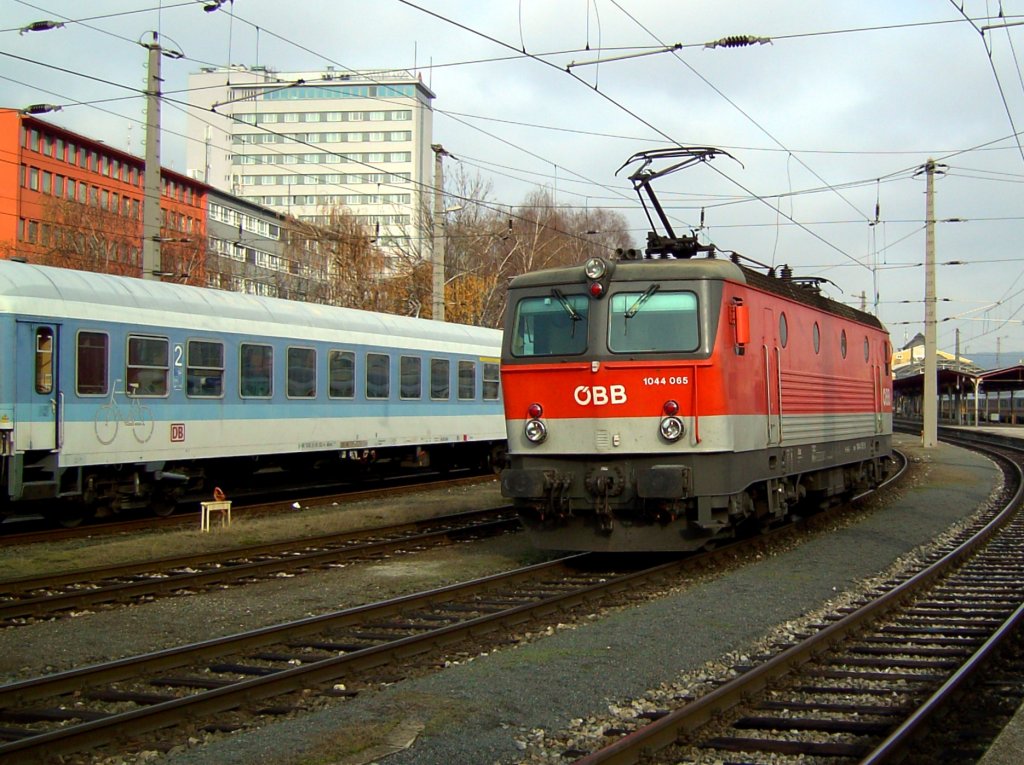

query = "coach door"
[[762, 308, 782, 444], [16, 322, 60, 451]]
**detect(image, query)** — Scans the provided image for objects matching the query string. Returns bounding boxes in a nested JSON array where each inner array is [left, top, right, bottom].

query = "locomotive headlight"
[[525, 418, 548, 443], [584, 257, 607, 279], [659, 416, 684, 442]]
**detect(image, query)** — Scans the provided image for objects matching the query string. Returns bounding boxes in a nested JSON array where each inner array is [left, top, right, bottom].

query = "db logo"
[[574, 385, 627, 405]]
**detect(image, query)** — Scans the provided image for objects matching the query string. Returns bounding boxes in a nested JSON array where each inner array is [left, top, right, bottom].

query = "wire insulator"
[[704, 35, 772, 49]]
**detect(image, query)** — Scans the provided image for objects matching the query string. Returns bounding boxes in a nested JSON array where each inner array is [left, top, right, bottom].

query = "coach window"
[[430, 358, 450, 400], [127, 335, 169, 396], [609, 290, 699, 353], [483, 362, 500, 401], [35, 328, 54, 394], [187, 340, 224, 397], [458, 360, 476, 400], [328, 350, 355, 398], [287, 347, 317, 398], [366, 353, 390, 399], [812, 322, 820, 354], [840, 329, 848, 359], [240, 343, 273, 397], [400, 355, 422, 399], [779, 313, 788, 348], [76, 331, 108, 395]]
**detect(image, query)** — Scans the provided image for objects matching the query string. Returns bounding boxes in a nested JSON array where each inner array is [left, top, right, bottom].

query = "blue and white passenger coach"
[[0, 260, 504, 525]]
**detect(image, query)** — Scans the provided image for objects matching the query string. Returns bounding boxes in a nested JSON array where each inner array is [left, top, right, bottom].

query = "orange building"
[[0, 108, 207, 281]]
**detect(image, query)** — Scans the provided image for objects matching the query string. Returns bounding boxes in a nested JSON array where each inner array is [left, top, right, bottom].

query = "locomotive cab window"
[[609, 290, 699, 353], [187, 340, 224, 397], [240, 343, 273, 398], [76, 331, 108, 395], [510, 292, 589, 357], [127, 335, 168, 396], [287, 347, 317, 398], [35, 327, 54, 394]]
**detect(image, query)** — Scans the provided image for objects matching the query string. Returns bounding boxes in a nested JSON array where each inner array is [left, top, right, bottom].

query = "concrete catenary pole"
[[922, 159, 938, 447], [141, 32, 163, 281], [431, 144, 448, 321]]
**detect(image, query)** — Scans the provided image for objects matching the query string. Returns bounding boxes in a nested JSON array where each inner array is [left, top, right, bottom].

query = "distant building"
[[0, 108, 206, 279], [0, 108, 329, 300], [891, 332, 982, 377], [185, 66, 434, 256]]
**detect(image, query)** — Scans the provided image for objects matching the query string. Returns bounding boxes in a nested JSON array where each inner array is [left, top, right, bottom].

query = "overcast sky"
[[3, 1, 1024, 359]]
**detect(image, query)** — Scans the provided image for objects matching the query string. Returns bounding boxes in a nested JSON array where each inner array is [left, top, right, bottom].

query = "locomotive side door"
[[15, 322, 60, 451], [762, 308, 782, 444]]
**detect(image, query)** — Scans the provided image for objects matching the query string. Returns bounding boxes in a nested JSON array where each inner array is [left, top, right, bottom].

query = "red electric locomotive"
[[499, 149, 893, 551]]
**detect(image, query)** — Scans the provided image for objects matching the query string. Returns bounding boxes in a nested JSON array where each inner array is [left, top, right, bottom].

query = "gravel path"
[[1, 437, 999, 765]]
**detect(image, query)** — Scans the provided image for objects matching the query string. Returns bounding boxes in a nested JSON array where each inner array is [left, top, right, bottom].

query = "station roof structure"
[[892, 363, 1024, 396]]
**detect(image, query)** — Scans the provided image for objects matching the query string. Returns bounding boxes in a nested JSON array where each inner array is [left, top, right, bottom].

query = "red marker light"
[[663, 399, 679, 416], [589, 281, 604, 298], [527, 403, 543, 419]]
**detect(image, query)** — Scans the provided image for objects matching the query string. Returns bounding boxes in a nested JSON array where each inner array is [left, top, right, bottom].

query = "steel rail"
[[572, 444, 1023, 765], [0, 552, 692, 762], [0, 507, 518, 621]]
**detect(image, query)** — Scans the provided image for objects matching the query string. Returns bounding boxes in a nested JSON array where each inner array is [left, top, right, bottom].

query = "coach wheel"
[[54, 503, 95, 529], [151, 489, 177, 517]]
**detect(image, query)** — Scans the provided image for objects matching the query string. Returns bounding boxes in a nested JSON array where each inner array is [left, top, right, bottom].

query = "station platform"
[[978, 703, 1024, 765]]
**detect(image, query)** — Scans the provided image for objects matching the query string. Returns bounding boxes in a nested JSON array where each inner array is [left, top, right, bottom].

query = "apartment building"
[[0, 108, 207, 279], [185, 66, 435, 256], [0, 109, 330, 301]]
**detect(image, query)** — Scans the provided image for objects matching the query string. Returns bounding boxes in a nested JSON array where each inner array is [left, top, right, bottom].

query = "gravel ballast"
[[1, 436, 1001, 764]]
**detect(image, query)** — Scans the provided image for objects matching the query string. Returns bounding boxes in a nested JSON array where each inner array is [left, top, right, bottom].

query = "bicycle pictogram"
[[93, 380, 155, 444]]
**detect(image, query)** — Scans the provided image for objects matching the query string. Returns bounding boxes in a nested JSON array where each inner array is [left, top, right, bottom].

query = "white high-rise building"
[[186, 66, 435, 254]]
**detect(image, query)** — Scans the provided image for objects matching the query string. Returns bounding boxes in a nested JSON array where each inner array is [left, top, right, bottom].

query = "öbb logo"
[[573, 385, 627, 406]]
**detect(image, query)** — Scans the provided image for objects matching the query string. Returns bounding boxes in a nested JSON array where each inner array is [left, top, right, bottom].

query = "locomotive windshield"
[[609, 289, 699, 353], [511, 291, 590, 357]]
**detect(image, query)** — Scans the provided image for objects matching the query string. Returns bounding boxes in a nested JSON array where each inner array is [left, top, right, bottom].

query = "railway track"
[[0, 452, 913, 763], [568, 439, 1024, 765], [0, 554, 674, 762], [0, 473, 496, 546], [0, 506, 519, 625]]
